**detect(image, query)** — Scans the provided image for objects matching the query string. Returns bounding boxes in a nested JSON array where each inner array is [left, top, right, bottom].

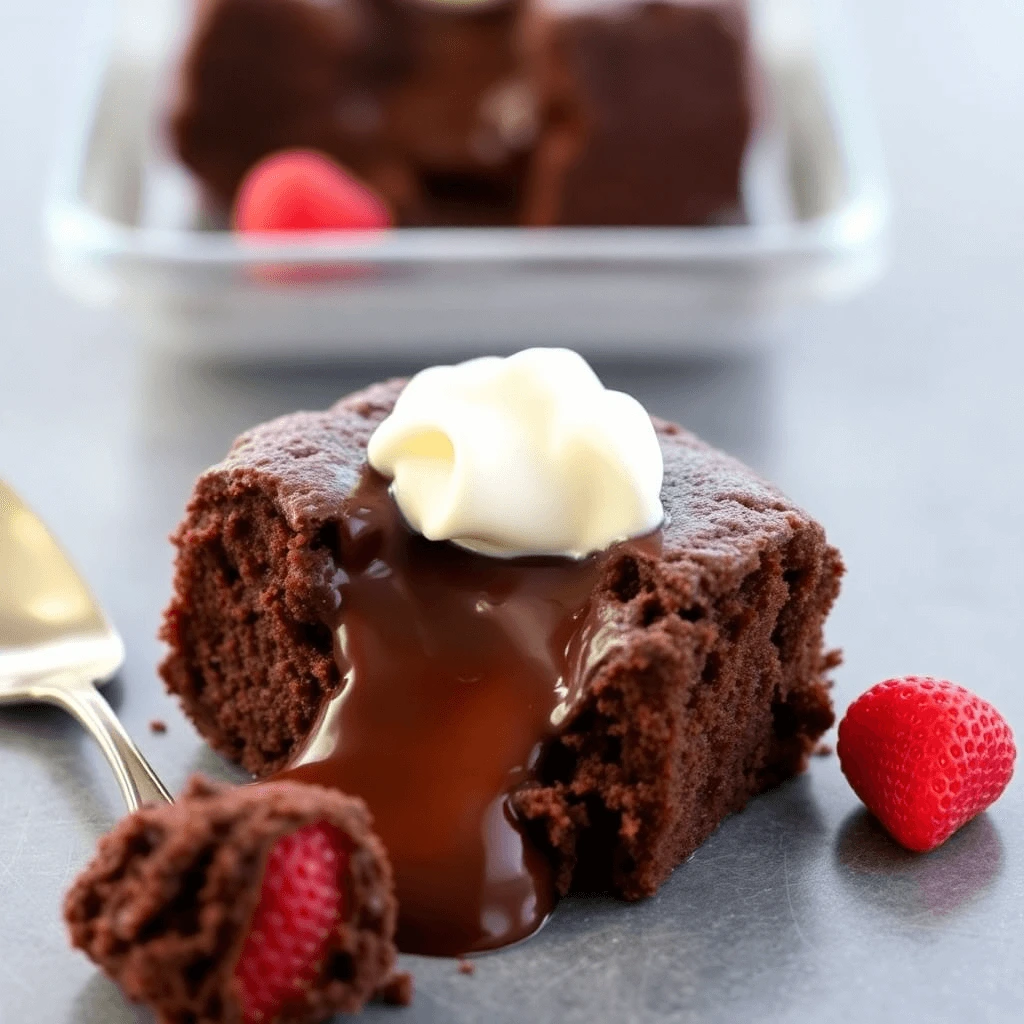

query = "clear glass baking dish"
[[45, 0, 888, 356]]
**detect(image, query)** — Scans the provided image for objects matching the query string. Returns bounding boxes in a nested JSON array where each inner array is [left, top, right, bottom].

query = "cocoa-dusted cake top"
[[208, 376, 811, 600]]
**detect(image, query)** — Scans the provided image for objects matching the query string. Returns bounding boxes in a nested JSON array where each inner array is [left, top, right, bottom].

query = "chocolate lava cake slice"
[[160, 380, 841, 900], [64, 776, 406, 1024]]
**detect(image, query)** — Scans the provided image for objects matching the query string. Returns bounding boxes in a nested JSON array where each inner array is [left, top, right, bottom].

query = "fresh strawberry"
[[232, 150, 391, 233], [837, 676, 1015, 852], [234, 821, 348, 1023]]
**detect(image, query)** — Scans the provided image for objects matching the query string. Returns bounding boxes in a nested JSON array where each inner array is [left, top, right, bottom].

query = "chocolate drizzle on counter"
[[274, 469, 660, 956]]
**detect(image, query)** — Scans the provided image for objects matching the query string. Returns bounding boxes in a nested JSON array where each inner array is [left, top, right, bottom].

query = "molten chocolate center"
[[275, 470, 658, 956]]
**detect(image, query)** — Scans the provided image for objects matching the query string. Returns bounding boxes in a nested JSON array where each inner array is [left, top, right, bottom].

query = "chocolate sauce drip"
[[274, 470, 658, 956]]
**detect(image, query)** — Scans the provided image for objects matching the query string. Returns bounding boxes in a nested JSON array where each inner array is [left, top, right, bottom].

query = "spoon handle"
[[31, 675, 173, 812]]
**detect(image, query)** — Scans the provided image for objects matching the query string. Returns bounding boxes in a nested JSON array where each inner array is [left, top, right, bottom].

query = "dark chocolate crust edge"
[[159, 380, 842, 898], [63, 776, 402, 1024]]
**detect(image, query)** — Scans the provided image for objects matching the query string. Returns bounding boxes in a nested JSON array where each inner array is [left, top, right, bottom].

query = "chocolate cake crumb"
[[457, 958, 476, 976], [148, 719, 167, 734], [378, 970, 415, 1005], [815, 743, 834, 757], [160, 379, 842, 900], [64, 775, 400, 1024]]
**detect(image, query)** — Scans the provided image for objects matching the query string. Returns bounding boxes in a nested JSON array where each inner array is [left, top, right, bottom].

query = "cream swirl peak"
[[367, 348, 664, 558]]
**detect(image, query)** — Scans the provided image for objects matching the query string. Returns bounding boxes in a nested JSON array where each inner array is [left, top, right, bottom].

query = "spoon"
[[0, 480, 172, 810]]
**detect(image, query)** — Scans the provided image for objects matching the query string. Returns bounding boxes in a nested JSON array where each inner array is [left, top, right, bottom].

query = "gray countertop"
[[2, 1, 1023, 1021]]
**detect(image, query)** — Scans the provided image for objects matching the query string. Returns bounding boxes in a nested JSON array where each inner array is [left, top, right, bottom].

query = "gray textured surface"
[[2, 0, 1024, 1022]]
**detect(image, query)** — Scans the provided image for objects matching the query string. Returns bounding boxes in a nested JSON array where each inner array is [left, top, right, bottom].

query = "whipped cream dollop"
[[367, 348, 664, 558]]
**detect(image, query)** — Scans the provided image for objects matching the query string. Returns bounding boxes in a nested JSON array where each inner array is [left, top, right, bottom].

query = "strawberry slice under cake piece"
[[64, 775, 406, 1024]]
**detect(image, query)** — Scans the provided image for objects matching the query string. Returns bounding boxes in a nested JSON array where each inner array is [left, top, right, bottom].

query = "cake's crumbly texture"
[[159, 381, 842, 899], [64, 776, 406, 1024]]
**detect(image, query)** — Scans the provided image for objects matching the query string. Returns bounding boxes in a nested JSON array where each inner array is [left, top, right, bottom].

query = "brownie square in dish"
[[169, 0, 755, 226], [520, 0, 754, 227]]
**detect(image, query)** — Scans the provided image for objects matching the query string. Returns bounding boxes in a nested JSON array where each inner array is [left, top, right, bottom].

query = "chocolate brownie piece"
[[520, 0, 753, 226], [159, 380, 841, 900], [374, 0, 532, 225], [170, 0, 402, 208], [170, 0, 529, 225], [64, 775, 404, 1024]]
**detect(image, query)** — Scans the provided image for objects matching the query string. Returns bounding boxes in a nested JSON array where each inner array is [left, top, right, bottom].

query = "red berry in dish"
[[232, 150, 391, 233], [234, 821, 348, 1023], [837, 676, 1015, 852]]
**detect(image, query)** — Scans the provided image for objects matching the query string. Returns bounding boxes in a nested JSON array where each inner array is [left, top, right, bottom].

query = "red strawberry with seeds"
[[233, 150, 391, 233], [837, 676, 1015, 852], [234, 821, 348, 1023]]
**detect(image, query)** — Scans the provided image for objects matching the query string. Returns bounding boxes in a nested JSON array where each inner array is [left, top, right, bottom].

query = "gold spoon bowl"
[[0, 480, 171, 810]]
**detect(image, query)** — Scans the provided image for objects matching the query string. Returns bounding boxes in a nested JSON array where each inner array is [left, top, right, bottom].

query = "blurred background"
[[1, 0, 1023, 1022]]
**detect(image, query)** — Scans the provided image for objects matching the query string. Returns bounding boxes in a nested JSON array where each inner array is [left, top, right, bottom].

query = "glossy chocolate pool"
[[274, 470, 658, 956]]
